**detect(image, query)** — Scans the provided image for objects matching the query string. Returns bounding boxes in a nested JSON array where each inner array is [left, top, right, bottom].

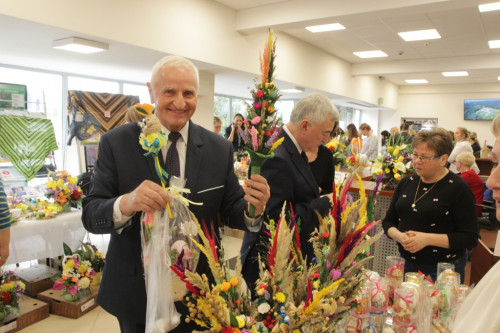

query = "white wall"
[[195, 70, 215, 129], [380, 83, 500, 147]]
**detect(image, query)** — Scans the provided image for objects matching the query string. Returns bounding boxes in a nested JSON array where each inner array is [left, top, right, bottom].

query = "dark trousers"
[[118, 318, 145, 333]]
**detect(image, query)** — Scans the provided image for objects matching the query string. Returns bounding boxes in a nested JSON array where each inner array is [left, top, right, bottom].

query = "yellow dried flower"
[[229, 277, 238, 287], [220, 281, 231, 292], [275, 292, 286, 303]]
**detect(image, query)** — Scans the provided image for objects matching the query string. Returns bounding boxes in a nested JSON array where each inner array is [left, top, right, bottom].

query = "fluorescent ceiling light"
[[353, 50, 388, 58], [489, 40, 500, 48], [479, 2, 500, 12], [498, 76, 500, 80], [281, 87, 305, 93], [305, 23, 345, 33], [405, 79, 428, 84], [53, 37, 109, 54], [442, 71, 469, 77], [398, 29, 441, 41]]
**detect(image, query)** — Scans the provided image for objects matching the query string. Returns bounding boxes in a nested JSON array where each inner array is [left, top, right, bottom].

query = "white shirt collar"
[[161, 121, 189, 145], [283, 124, 302, 154]]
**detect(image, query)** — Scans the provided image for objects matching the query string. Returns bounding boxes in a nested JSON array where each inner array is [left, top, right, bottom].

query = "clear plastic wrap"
[[140, 184, 200, 333]]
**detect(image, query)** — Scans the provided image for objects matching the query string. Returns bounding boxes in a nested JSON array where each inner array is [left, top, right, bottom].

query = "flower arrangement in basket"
[[82, 242, 106, 274], [370, 140, 413, 190], [172, 172, 383, 332], [0, 271, 25, 322], [52, 242, 97, 302], [326, 134, 348, 167], [46, 171, 83, 211], [238, 29, 284, 216]]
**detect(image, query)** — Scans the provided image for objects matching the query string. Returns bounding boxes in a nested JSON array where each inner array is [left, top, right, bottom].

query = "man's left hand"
[[244, 174, 270, 216]]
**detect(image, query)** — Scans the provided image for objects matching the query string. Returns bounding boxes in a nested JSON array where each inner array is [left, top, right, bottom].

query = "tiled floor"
[[17, 306, 120, 333]]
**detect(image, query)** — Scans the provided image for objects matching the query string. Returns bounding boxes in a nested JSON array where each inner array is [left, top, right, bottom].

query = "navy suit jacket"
[[241, 130, 331, 270], [82, 121, 248, 323]]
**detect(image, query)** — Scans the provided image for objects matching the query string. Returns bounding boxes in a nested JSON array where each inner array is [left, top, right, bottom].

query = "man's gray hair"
[[150, 55, 199, 89], [289, 93, 339, 125]]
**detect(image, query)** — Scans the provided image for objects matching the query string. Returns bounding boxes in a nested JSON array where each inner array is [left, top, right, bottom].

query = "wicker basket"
[[37, 286, 98, 319], [16, 264, 59, 298], [0, 295, 50, 332]]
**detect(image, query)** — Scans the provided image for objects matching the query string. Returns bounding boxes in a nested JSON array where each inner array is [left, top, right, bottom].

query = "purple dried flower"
[[265, 129, 279, 147], [238, 127, 249, 143]]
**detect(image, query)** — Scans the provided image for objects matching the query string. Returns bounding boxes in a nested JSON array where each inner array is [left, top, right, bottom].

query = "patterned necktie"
[[165, 132, 181, 183]]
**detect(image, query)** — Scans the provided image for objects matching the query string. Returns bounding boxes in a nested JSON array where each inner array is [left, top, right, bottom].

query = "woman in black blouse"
[[382, 128, 479, 283], [224, 113, 246, 152], [306, 144, 335, 195]]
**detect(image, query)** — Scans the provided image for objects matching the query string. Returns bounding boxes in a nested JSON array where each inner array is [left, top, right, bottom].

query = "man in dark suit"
[[241, 93, 339, 293], [82, 55, 270, 333]]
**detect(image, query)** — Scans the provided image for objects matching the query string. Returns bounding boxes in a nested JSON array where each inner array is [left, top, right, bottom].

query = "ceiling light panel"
[[405, 79, 428, 84], [479, 2, 500, 12], [353, 50, 388, 58], [398, 29, 441, 41], [53, 37, 109, 54], [489, 40, 500, 48], [305, 23, 345, 33], [442, 71, 469, 77]]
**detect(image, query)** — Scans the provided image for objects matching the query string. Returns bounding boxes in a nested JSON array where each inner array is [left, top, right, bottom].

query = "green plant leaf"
[[63, 242, 73, 256]]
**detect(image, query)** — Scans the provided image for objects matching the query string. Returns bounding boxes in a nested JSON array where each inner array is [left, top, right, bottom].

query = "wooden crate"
[[16, 264, 59, 298], [0, 315, 18, 333], [0, 295, 49, 333], [37, 286, 98, 319]]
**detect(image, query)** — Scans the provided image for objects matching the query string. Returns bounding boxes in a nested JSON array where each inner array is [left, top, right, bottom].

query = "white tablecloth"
[[6, 210, 86, 265]]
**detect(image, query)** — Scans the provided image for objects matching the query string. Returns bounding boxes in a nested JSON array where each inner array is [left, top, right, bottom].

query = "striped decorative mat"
[[0, 115, 58, 181], [68, 90, 139, 135]]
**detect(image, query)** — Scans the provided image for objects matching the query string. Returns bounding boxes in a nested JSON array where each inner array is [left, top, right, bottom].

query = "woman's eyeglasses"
[[411, 154, 438, 162]]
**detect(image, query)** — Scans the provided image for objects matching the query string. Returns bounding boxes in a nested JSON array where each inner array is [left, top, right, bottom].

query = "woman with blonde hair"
[[390, 126, 399, 136], [448, 127, 479, 174], [456, 151, 484, 216]]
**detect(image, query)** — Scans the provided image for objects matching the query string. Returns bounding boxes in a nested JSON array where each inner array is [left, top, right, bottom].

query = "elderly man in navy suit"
[[241, 93, 339, 294], [82, 55, 270, 333]]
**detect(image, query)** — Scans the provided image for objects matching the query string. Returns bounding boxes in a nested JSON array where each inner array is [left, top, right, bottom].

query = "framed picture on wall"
[[464, 99, 500, 120], [402, 118, 438, 132]]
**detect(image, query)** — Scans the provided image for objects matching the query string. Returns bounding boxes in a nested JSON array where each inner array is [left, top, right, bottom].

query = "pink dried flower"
[[251, 127, 258, 151], [251, 116, 261, 125]]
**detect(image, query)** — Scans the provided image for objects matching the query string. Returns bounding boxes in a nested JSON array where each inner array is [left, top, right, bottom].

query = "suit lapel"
[[282, 131, 319, 196]]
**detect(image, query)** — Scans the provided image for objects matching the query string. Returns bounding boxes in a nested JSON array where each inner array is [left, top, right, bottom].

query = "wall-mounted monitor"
[[0, 82, 27, 110], [464, 98, 500, 120]]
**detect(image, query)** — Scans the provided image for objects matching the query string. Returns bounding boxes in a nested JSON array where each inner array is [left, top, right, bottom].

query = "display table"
[[6, 210, 86, 265]]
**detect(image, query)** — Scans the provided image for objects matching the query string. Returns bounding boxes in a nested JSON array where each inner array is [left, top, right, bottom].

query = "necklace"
[[412, 178, 439, 209]]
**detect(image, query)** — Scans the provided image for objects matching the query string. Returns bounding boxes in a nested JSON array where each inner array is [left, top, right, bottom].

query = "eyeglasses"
[[411, 154, 438, 162]]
